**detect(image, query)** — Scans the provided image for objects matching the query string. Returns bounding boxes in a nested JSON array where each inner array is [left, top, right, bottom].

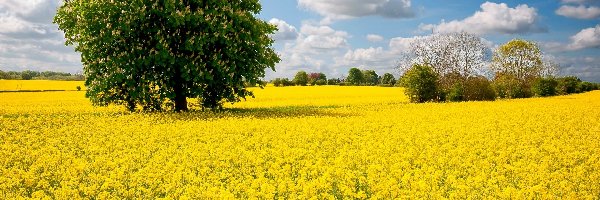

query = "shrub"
[[281, 78, 294, 86], [327, 78, 341, 85], [493, 73, 531, 99], [273, 78, 282, 87], [532, 77, 558, 97], [401, 64, 439, 103], [447, 83, 464, 102], [578, 81, 595, 92], [557, 76, 581, 95], [464, 76, 496, 101], [314, 79, 327, 86]]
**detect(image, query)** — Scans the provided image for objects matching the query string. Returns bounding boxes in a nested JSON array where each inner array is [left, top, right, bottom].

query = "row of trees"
[[272, 69, 397, 87], [400, 33, 598, 103], [0, 70, 84, 81]]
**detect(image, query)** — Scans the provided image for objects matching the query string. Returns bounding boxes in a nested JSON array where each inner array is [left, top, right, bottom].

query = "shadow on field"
[[163, 105, 354, 121]]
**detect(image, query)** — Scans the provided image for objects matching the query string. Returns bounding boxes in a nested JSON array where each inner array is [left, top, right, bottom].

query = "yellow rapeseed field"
[[1, 82, 599, 199], [0, 80, 85, 91]]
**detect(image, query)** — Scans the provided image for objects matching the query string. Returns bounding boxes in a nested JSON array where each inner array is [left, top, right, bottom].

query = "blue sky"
[[0, 0, 599, 81]]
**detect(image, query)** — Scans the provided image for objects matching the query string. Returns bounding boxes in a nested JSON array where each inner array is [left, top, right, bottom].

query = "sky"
[[0, 1, 599, 82]]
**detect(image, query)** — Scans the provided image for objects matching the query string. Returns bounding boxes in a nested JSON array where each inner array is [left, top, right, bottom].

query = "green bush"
[[578, 81, 595, 92], [464, 76, 496, 101], [447, 83, 464, 102], [532, 77, 558, 97], [401, 64, 440, 103], [315, 79, 326, 86], [493, 73, 532, 99], [327, 78, 341, 85], [273, 78, 282, 87], [557, 76, 581, 94]]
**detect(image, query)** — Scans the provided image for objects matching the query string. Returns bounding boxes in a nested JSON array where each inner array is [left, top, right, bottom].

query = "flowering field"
[[0, 80, 85, 91], [1, 83, 599, 199]]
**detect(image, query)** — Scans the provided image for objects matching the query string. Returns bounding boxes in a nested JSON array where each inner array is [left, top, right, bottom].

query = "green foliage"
[[532, 77, 558, 97], [447, 83, 464, 102], [0, 70, 83, 80], [362, 70, 379, 86], [401, 64, 439, 103], [464, 76, 496, 101], [308, 72, 326, 85], [293, 71, 309, 86], [54, 0, 279, 111], [20, 70, 39, 80], [347, 68, 364, 86], [380, 73, 396, 86], [493, 73, 531, 99], [314, 79, 327, 86], [327, 78, 341, 85], [577, 81, 595, 92], [557, 76, 581, 95], [281, 78, 294, 86], [272, 78, 282, 87]]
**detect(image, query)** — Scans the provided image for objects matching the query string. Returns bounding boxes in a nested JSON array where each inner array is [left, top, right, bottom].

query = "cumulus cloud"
[[267, 23, 352, 79], [556, 5, 600, 19], [567, 24, 600, 50], [366, 34, 384, 42], [555, 56, 600, 82], [298, 0, 414, 22], [269, 18, 299, 41], [0, 0, 81, 72], [561, 0, 597, 4], [420, 2, 545, 35]]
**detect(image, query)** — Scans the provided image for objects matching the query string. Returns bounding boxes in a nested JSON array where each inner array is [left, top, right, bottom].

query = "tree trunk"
[[174, 91, 187, 112], [173, 67, 188, 112]]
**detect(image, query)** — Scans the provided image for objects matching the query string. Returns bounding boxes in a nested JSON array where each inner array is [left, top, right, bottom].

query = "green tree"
[[491, 39, 543, 98], [293, 71, 309, 86], [308, 72, 326, 85], [401, 64, 439, 103], [380, 73, 396, 86], [54, 0, 279, 111], [347, 68, 364, 85], [21, 70, 39, 80], [362, 70, 379, 86], [0, 70, 6, 79]]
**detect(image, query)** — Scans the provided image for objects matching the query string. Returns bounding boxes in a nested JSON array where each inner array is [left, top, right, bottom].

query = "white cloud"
[[420, 2, 545, 35], [567, 24, 600, 50], [366, 34, 384, 42], [556, 5, 600, 19], [267, 23, 352, 79], [561, 0, 596, 4], [298, 0, 414, 22], [555, 56, 600, 82], [269, 18, 299, 41], [0, 0, 81, 72]]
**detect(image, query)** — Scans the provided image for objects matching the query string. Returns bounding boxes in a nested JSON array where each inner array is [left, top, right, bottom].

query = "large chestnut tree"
[[54, 0, 280, 111]]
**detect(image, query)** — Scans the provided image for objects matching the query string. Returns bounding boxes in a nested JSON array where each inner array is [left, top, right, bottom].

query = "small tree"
[[308, 72, 327, 85], [380, 73, 396, 86], [281, 78, 294, 86], [362, 70, 379, 86], [401, 64, 439, 103], [293, 71, 309, 86], [491, 39, 543, 98], [327, 78, 341, 85], [557, 76, 581, 94], [347, 68, 364, 85], [272, 78, 282, 87], [532, 77, 558, 97]]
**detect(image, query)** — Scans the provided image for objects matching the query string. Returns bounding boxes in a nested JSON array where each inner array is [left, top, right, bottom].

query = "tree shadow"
[[161, 105, 355, 121]]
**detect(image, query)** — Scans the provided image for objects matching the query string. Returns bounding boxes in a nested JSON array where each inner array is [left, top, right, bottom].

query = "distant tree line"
[[0, 70, 84, 81], [399, 33, 599, 103], [271, 69, 397, 87]]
